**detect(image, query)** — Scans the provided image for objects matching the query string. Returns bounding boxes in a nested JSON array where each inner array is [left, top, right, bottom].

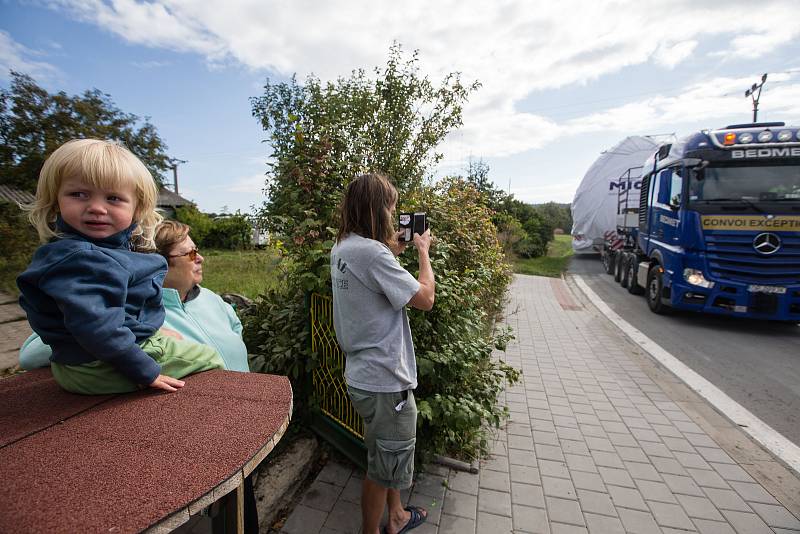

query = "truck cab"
[[635, 123, 800, 321]]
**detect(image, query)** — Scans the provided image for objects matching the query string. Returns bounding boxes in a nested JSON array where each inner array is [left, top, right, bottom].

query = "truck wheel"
[[602, 250, 614, 274], [646, 265, 669, 314], [620, 254, 630, 288], [627, 259, 644, 295], [614, 252, 624, 282]]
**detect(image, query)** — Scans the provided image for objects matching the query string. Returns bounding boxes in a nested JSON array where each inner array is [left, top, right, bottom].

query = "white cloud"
[[45, 0, 800, 164], [48, 0, 224, 58], [513, 181, 580, 204], [227, 173, 267, 193], [653, 40, 698, 69], [0, 31, 60, 81], [565, 74, 800, 135]]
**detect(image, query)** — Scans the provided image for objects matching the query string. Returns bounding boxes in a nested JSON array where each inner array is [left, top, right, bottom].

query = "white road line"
[[573, 274, 800, 476]]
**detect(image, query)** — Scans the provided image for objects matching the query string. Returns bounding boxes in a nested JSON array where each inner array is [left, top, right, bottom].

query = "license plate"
[[747, 285, 786, 294]]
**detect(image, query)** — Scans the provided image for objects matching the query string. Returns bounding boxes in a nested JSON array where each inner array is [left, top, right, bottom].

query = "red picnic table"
[[0, 368, 292, 534]]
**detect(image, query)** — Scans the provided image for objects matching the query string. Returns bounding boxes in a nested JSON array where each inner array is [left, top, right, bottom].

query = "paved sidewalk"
[[282, 274, 800, 534], [0, 290, 30, 372]]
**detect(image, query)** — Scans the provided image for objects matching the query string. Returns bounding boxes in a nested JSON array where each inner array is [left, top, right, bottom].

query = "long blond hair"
[[26, 138, 162, 250]]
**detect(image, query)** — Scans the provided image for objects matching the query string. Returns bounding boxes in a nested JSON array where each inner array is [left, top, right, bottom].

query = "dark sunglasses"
[[168, 247, 199, 261]]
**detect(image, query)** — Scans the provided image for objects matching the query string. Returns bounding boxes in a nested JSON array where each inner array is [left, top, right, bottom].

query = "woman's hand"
[[159, 327, 183, 340], [413, 228, 432, 255], [149, 374, 185, 392], [388, 231, 408, 256]]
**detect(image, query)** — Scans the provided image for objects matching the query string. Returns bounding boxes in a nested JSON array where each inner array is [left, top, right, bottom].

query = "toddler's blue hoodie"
[[17, 218, 168, 386]]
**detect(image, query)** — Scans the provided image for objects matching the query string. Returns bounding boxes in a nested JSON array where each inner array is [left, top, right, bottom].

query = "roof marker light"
[[758, 130, 773, 142], [723, 133, 736, 145], [777, 130, 792, 142]]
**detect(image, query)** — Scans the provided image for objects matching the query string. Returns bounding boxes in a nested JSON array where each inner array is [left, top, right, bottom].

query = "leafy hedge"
[[0, 202, 38, 295], [402, 178, 517, 459], [243, 46, 518, 461]]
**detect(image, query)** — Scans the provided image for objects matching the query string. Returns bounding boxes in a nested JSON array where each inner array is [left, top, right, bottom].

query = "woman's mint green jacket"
[[19, 286, 250, 373]]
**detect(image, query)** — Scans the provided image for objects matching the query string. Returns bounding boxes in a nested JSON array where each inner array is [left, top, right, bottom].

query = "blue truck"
[[603, 122, 800, 322]]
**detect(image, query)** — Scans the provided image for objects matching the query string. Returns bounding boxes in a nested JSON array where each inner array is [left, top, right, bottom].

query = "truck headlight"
[[683, 268, 714, 288]]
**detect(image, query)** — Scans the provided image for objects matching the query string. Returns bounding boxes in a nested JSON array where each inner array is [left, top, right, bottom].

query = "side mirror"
[[691, 160, 709, 181], [670, 195, 681, 210]]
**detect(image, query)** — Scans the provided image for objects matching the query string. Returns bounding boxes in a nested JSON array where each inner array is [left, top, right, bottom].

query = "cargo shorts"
[[348, 386, 417, 490]]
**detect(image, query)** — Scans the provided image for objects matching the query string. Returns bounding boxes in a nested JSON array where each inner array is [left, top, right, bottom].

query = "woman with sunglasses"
[[19, 220, 249, 373]]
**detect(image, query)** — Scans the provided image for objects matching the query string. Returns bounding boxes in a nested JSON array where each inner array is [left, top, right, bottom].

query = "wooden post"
[[219, 479, 245, 534]]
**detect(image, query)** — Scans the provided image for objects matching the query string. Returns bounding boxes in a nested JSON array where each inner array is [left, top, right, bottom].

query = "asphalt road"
[[568, 253, 800, 448]]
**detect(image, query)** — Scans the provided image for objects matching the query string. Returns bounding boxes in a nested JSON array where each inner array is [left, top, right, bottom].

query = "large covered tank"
[[570, 136, 663, 253]]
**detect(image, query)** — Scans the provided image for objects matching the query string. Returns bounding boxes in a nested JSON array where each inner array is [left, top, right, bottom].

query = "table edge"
[[144, 390, 294, 533]]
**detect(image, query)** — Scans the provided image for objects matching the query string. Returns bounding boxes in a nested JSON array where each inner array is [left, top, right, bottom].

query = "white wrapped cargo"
[[570, 136, 662, 254]]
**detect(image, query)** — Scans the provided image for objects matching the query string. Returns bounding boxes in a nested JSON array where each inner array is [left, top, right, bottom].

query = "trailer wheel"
[[614, 252, 624, 282], [646, 265, 669, 314], [602, 250, 615, 274], [627, 258, 644, 295], [620, 254, 631, 288]]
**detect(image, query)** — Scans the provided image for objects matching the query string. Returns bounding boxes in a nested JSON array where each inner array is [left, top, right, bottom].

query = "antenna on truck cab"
[[744, 73, 768, 123]]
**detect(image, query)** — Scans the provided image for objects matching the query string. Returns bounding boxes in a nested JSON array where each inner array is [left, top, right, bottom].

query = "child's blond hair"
[[27, 138, 163, 250]]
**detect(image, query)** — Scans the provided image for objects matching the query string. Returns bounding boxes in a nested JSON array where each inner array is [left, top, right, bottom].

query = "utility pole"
[[168, 158, 187, 194], [744, 73, 768, 123]]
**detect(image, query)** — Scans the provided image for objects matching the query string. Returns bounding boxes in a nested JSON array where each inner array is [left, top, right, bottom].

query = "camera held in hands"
[[398, 212, 428, 243]]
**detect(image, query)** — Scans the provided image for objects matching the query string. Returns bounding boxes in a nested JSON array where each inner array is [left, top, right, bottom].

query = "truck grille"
[[704, 231, 800, 285]]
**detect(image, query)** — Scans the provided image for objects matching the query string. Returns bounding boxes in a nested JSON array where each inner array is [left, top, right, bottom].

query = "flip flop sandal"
[[397, 505, 427, 534]]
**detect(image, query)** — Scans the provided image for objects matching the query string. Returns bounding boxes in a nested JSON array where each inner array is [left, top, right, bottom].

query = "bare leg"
[[385, 488, 411, 534], [362, 477, 388, 534]]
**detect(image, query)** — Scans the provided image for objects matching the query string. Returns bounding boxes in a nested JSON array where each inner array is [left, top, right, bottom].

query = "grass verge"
[[1, 247, 284, 301], [513, 234, 574, 278], [200, 247, 284, 300]]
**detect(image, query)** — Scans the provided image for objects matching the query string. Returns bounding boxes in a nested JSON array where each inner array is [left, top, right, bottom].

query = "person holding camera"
[[331, 173, 434, 534]]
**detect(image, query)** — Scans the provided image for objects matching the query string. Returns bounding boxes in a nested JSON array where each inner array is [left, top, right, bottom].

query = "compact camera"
[[398, 212, 428, 242]]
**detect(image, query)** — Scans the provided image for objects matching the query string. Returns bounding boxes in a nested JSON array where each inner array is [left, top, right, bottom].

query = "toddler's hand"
[[160, 328, 183, 340], [149, 374, 185, 392]]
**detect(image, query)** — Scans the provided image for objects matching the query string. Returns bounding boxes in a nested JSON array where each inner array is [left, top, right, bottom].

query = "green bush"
[[175, 206, 252, 250], [401, 178, 518, 459], [175, 205, 213, 244], [244, 46, 518, 461], [0, 202, 38, 295], [204, 213, 252, 249]]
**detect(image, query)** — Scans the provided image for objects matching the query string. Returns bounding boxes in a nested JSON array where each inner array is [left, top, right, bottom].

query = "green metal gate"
[[309, 293, 366, 468]]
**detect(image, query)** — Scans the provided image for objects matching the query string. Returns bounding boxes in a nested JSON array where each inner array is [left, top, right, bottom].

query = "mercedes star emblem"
[[753, 232, 781, 255]]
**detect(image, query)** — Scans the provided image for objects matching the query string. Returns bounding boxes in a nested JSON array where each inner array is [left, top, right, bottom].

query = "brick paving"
[[282, 274, 800, 534]]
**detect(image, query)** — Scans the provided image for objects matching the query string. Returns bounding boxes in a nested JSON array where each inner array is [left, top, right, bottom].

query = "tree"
[[533, 202, 573, 233], [245, 46, 517, 460], [461, 160, 556, 258], [465, 159, 506, 211], [0, 71, 171, 192], [250, 44, 478, 247]]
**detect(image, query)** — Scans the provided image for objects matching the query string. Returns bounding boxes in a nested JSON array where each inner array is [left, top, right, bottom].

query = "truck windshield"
[[689, 164, 800, 202]]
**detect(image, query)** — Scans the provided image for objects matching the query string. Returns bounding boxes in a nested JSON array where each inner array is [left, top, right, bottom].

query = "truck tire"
[[620, 254, 631, 288], [602, 250, 615, 274], [614, 252, 624, 282], [627, 258, 644, 295], [646, 265, 669, 314]]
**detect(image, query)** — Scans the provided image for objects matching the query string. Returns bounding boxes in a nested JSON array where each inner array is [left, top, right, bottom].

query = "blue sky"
[[2, 0, 800, 214]]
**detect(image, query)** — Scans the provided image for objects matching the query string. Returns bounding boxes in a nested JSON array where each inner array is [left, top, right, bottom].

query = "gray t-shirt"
[[331, 233, 420, 393]]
